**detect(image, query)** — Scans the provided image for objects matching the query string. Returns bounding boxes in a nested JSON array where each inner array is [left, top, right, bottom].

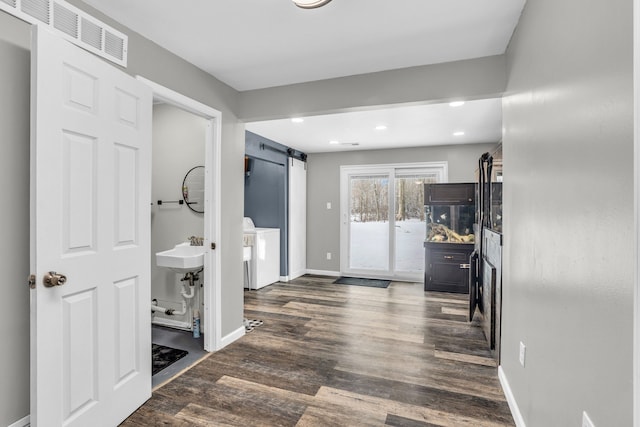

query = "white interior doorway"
[[136, 77, 222, 353]]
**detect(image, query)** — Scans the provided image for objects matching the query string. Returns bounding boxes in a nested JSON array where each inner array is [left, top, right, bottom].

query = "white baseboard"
[[498, 365, 526, 427], [8, 414, 30, 427], [305, 269, 340, 277], [279, 275, 289, 282], [219, 325, 245, 349], [287, 270, 306, 281]]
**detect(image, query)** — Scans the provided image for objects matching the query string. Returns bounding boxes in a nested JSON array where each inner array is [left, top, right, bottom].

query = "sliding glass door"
[[340, 163, 447, 281]]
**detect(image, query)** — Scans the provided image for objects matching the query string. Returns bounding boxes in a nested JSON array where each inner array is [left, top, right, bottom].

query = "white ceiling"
[[82, 0, 523, 152], [246, 98, 503, 153]]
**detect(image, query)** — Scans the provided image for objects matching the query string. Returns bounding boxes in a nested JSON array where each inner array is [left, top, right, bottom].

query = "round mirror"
[[182, 166, 205, 213]]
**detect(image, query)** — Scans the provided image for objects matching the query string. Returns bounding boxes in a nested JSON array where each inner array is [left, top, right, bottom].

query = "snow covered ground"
[[349, 219, 425, 272]]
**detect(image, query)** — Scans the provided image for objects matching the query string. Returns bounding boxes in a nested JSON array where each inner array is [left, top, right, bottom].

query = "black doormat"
[[334, 276, 391, 288], [152, 343, 188, 376]]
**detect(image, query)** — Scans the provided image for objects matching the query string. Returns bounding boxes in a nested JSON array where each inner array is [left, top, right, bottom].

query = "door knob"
[[43, 271, 67, 287]]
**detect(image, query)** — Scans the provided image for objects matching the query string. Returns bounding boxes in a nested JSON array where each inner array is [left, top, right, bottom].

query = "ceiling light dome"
[[293, 0, 333, 9]]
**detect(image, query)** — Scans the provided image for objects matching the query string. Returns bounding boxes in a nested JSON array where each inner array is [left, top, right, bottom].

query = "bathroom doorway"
[[149, 103, 207, 386], [137, 77, 223, 383]]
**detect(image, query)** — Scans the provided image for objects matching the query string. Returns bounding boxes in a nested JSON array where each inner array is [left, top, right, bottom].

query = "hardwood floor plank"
[[386, 413, 440, 427], [304, 320, 426, 344], [121, 277, 513, 426], [296, 405, 387, 426], [315, 387, 510, 427], [441, 307, 468, 316], [434, 349, 497, 367], [176, 404, 255, 427]]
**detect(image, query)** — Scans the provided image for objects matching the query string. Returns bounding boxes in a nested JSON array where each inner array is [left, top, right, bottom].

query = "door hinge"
[[28, 274, 36, 289], [211, 242, 216, 250]]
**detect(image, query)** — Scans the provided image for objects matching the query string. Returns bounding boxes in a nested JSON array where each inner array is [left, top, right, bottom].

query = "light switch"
[[326, 202, 332, 210]]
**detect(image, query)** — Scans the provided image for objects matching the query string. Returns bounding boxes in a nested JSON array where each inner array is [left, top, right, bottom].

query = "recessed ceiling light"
[[453, 131, 465, 136], [291, 118, 304, 123], [449, 101, 465, 107], [375, 125, 387, 131], [329, 140, 340, 145]]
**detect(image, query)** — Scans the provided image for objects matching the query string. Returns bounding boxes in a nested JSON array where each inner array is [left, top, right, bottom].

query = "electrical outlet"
[[582, 411, 595, 427], [519, 342, 526, 367], [326, 252, 332, 260]]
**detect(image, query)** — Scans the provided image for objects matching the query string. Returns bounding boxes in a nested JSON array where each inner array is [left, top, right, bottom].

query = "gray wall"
[[151, 104, 206, 325], [239, 55, 507, 122], [306, 143, 496, 272], [501, 0, 633, 425], [0, 3, 245, 424], [0, 13, 31, 426]]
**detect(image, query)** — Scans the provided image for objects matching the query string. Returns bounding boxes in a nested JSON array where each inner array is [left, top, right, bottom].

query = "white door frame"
[[136, 76, 222, 352], [634, 0, 639, 423]]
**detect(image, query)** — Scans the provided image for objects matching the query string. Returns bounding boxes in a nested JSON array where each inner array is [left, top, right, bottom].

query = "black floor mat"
[[334, 276, 391, 288], [152, 343, 188, 376]]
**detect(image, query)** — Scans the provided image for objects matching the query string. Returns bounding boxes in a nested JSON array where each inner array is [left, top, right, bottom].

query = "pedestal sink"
[[156, 242, 205, 273]]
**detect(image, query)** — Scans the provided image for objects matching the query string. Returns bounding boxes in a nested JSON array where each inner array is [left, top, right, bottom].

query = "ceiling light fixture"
[[449, 101, 465, 107], [291, 118, 304, 123], [453, 131, 465, 136], [375, 125, 388, 131], [292, 0, 333, 9], [329, 140, 340, 145]]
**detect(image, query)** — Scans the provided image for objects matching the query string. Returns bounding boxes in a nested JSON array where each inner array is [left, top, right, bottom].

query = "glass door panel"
[[348, 174, 390, 271], [394, 173, 439, 275]]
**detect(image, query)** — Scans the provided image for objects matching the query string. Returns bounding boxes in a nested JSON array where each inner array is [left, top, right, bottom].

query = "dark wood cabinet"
[[424, 183, 475, 205], [424, 242, 474, 293], [424, 182, 476, 293]]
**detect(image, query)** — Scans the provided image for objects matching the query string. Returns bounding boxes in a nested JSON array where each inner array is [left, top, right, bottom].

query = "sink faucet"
[[189, 236, 204, 246]]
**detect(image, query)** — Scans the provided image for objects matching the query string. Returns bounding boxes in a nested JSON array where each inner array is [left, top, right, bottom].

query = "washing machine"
[[243, 217, 280, 289]]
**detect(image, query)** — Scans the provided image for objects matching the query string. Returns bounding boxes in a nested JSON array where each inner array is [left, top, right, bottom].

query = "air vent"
[[0, 0, 128, 67], [80, 16, 102, 49], [21, 0, 49, 24], [105, 30, 124, 61], [53, 1, 77, 38]]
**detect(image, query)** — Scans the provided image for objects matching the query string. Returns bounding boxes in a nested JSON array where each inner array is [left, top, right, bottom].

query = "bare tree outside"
[[350, 177, 389, 222], [348, 172, 439, 273], [350, 175, 436, 223]]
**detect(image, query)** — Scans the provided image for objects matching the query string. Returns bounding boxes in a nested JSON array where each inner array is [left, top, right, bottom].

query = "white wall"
[[501, 0, 634, 425], [151, 104, 206, 326]]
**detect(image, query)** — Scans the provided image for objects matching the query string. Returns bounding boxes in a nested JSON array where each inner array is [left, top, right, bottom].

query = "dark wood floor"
[[122, 275, 514, 426]]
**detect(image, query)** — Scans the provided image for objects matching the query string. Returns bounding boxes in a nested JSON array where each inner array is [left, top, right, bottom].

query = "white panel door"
[[30, 27, 152, 426], [288, 158, 306, 280]]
